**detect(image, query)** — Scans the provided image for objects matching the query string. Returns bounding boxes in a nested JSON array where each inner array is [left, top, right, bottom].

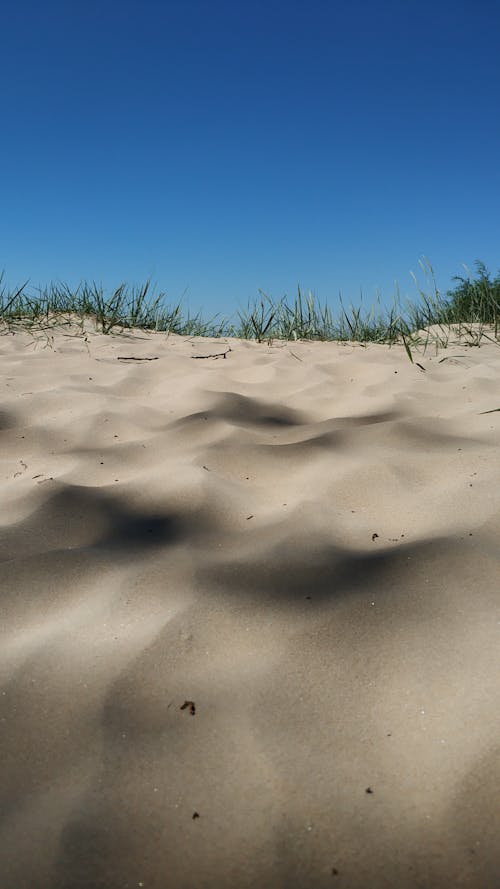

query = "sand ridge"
[[1, 326, 499, 888]]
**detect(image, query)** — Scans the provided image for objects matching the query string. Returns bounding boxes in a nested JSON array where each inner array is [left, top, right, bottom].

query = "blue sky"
[[1, 0, 499, 321]]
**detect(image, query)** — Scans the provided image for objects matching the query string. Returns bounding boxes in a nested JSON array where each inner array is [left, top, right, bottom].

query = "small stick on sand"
[[191, 348, 232, 359]]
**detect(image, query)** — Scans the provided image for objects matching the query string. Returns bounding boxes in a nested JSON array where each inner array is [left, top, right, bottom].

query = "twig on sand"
[[191, 348, 232, 360]]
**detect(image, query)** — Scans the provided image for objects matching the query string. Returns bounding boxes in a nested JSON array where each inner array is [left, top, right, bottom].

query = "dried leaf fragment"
[[180, 700, 196, 716]]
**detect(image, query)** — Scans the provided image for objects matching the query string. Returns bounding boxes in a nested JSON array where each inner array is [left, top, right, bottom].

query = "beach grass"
[[1, 258, 499, 353]]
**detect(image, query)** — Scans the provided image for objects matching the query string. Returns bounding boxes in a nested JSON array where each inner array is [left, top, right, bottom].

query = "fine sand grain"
[[1, 326, 499, 888]]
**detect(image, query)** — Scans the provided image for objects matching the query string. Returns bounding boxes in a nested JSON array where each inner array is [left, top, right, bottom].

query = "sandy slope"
[[1, 324, 499, 889]]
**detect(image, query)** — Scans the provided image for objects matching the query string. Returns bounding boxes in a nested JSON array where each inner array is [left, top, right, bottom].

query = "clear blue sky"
[[1, 0, 499, 320]]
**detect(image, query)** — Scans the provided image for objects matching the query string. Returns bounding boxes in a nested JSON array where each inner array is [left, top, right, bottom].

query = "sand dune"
[[1, 325, 499, 888]]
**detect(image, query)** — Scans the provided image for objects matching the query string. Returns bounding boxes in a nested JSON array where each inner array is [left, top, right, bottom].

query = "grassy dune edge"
[[1, 258, 499, 354]]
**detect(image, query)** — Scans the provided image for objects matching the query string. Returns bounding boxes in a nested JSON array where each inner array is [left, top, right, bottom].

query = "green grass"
[[1, 258, 499, 353]]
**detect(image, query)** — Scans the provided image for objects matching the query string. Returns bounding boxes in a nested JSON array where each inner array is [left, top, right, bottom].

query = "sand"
[[1, 323, 499, 889]]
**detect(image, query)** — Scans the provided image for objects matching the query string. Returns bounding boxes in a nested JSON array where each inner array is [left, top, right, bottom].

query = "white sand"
[[1, 324, 499, 888]]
